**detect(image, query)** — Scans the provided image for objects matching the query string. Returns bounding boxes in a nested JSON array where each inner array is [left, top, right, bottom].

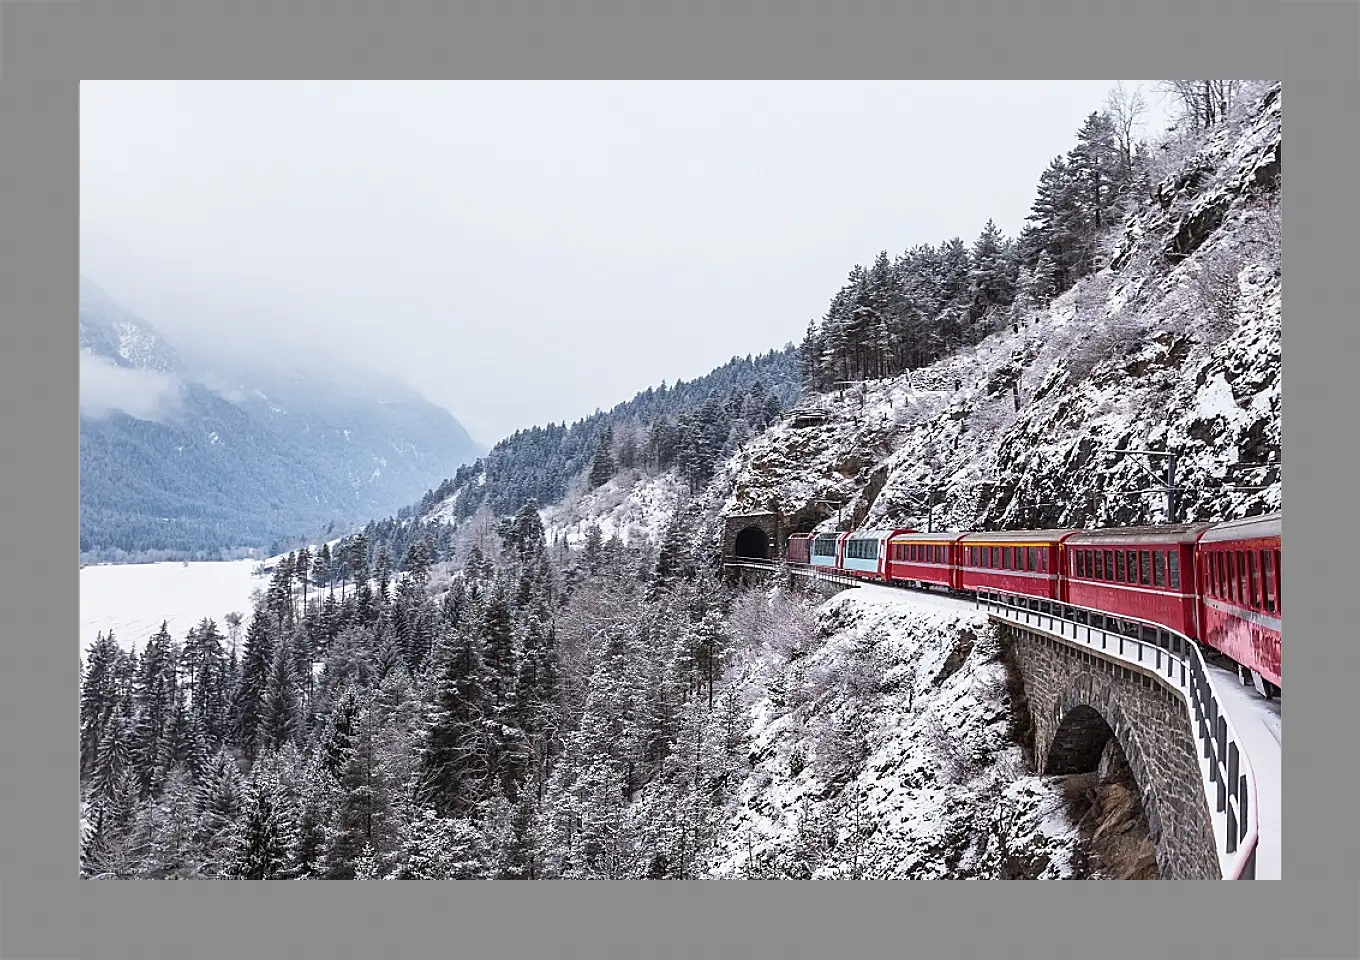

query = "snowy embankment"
[[707, 584, 1085, 879], [80, 559, 263, 655]]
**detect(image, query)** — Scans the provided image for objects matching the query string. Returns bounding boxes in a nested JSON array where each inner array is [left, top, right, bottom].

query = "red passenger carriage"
[[1062, 524, 1208, 640], [958, 530, 1075, 600], [885, 531, 965, 590], [1195, 513, 1281, 696], [786, 533, 813, 566]]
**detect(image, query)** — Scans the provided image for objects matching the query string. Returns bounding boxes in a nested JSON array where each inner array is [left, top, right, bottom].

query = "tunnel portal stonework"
[[723, 512, 784, 561], [1003, 624, 1223, 880]]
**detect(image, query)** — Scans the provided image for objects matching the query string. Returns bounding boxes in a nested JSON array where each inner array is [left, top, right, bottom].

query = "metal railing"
[[720, 557, 1259, 881], [977, 589, 1258, 881]]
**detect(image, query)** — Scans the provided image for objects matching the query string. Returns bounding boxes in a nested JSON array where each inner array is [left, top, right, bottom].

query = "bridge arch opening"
[[1045, 705, 1113, 775], [734, 526, 771, 560], [1046, 704, 1161, 879]]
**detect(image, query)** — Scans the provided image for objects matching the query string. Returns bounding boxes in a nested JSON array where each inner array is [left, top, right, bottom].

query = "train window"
[[1001, 549, 1010, 570], [1085, 550, 1094, 579], [1025, 547, 1035, 572], [1226, 552, 1238, 602], [1115, 550, 1126, 582], [1138, 551, 1151, 585], [1215, 552, 1226, 598], [1153, 552, 1165, 587], [1125, 551, 1136, 584], [1238, 551, 1250, 604], [991, 547, 1000, 568], [1274, 549, 1282, 612], [1248, 552, 1261, 609], [1099, 550, 1111, 580], [1169, 552, 1180, 589], [1040, 551, 1048, 573]]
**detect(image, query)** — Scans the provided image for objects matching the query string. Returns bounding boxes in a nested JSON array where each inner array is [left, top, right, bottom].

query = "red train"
[[788, 513, 1282, 698]]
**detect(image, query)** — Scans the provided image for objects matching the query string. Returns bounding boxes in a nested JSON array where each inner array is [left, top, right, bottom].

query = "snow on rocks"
[[713, 86, 1280, 536], [705, 586, 1085, 879]]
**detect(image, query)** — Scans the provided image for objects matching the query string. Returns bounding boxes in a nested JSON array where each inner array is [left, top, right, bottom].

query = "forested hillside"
[[414, 349, 800, 525]]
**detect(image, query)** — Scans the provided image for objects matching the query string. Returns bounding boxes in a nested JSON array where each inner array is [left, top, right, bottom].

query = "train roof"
[[888, 531, 967, 543], [1065, 523, 1211, 546], [844, 528, 911, 540], [960, 529, 1080, 544], [1199, 512, 1281, 543]]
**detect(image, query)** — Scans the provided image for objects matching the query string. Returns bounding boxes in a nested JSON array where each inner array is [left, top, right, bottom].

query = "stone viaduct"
[[1001, 623, 1222, 879]]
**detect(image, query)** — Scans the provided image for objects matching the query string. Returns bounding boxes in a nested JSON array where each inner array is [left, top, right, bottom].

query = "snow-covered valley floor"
[[79, 559, 263, 654]]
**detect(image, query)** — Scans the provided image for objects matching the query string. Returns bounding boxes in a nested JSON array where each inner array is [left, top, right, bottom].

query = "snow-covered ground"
[[708, 582, 1086, 879], [540, 470, 688, 549], [80, 559, 263, 654]]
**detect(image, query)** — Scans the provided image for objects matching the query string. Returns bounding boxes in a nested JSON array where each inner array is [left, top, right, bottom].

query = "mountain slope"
[[707, 84, 1281, 541], [78, 280, 484, 560]]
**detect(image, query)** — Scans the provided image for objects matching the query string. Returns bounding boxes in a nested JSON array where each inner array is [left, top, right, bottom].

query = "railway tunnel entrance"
[[734, 526, 771, 560]]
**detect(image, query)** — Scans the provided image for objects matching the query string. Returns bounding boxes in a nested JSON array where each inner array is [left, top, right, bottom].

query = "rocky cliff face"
[[709, 85, 1280, 539]]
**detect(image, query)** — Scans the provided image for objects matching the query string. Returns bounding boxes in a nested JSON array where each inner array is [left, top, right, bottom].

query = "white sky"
[[80, 81, 1172, 446]]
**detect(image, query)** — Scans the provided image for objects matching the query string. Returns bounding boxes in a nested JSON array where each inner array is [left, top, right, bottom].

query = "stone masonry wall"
[[1003, 624, 1223, 880]]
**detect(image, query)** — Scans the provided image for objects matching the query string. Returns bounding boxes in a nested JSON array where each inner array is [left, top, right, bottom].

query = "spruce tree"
[[588, 428, 616, 488]]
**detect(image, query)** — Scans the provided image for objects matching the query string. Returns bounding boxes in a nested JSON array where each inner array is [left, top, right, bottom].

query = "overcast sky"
[[80, 81, 1171, 446]]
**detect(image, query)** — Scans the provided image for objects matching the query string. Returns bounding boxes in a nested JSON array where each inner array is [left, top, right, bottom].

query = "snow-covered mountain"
[[79, 279, 484, 560], [709, 85, 1280, 539]]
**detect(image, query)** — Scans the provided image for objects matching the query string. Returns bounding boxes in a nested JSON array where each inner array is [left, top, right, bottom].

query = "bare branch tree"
[[1158, 80, 1243, 131], [1106, 82, 1147, 177]]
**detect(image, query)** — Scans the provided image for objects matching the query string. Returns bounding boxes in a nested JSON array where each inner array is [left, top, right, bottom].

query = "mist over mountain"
[[78, 278, 484, 561]]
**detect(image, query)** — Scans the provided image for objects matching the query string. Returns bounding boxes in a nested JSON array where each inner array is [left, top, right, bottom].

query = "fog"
[[80, 81, 1169, 445], [79, 352, 182, 422]]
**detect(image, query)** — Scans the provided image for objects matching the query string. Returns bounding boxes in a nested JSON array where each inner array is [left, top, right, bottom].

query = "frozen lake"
[[80, 559, 264, 655]]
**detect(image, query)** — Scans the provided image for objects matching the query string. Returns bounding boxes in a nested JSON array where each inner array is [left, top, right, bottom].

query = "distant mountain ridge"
[[79, 279, 484, 561]]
